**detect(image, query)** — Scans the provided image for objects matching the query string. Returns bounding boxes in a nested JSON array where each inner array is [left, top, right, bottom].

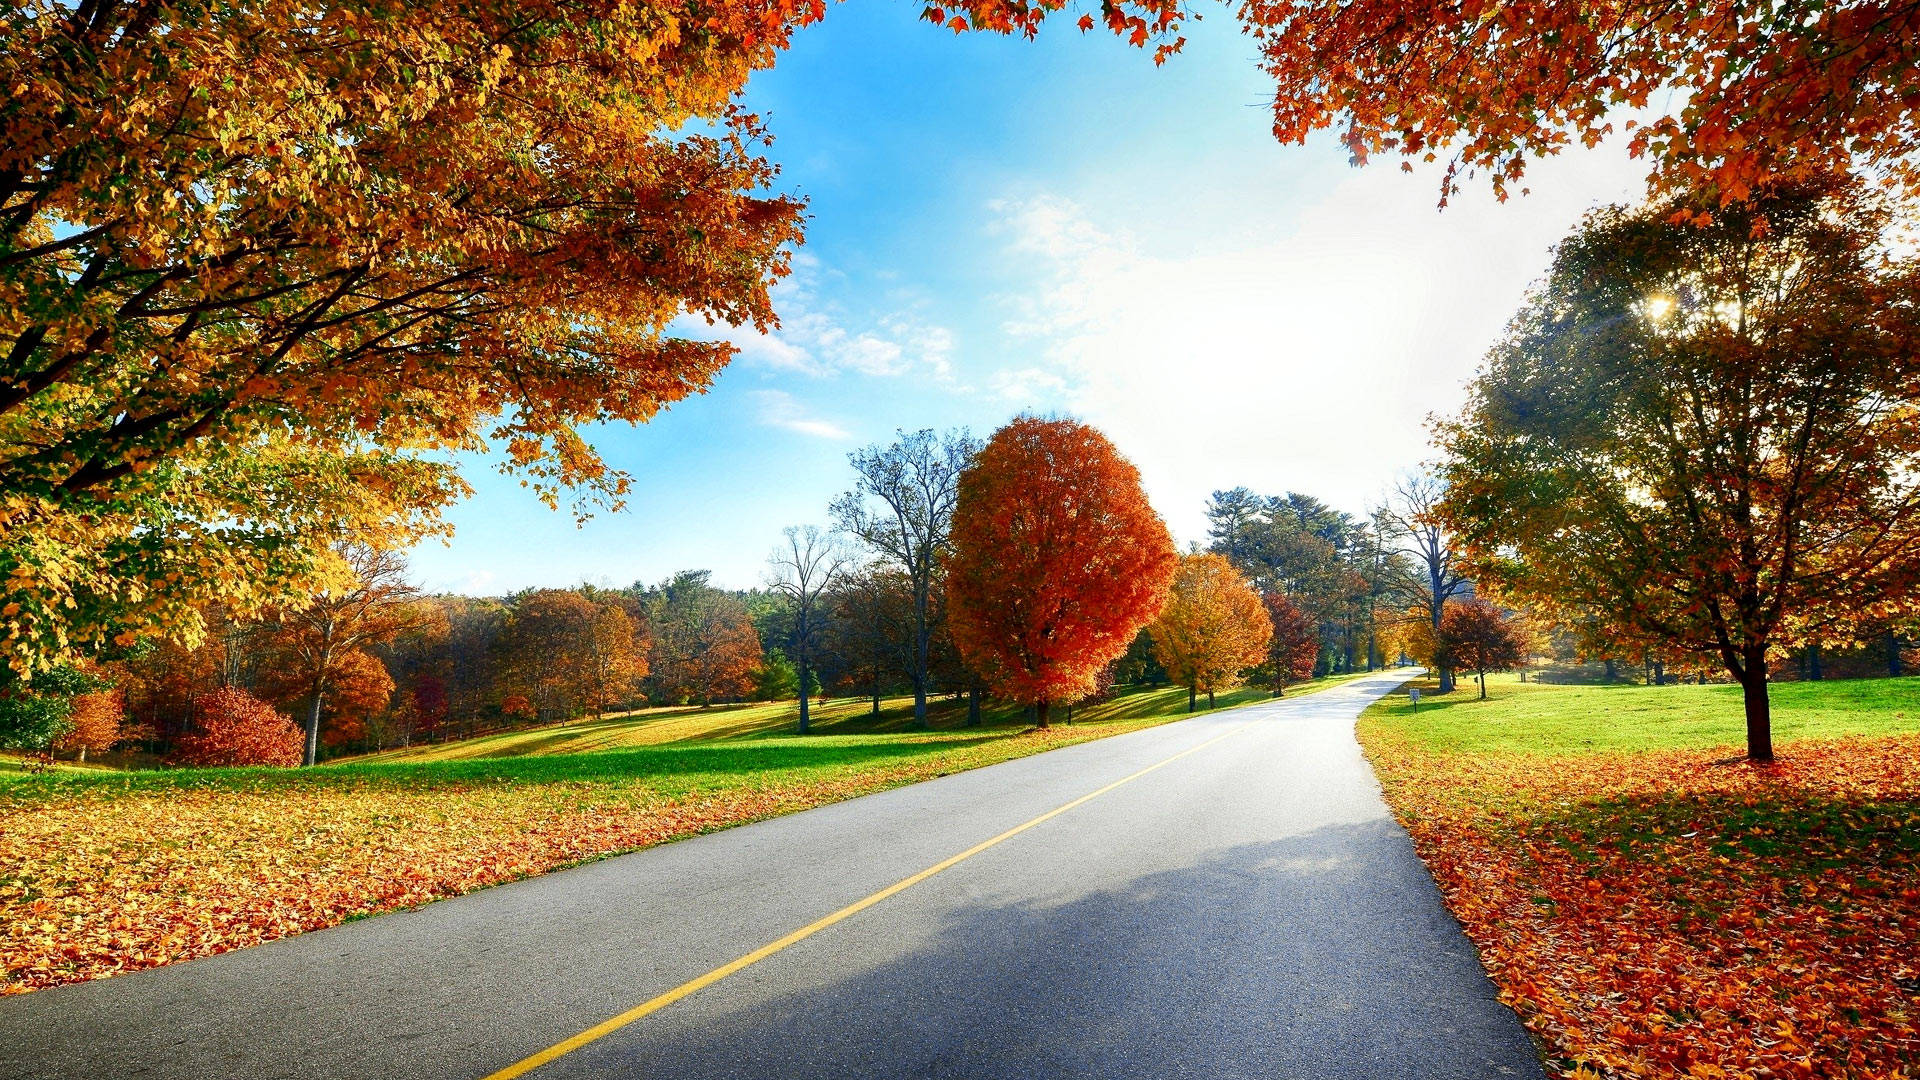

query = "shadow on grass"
[[1538, 785, 1920, 889]]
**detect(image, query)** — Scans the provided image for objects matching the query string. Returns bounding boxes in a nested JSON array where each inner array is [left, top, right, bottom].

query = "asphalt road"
[[0, 671, 1544, 1080]]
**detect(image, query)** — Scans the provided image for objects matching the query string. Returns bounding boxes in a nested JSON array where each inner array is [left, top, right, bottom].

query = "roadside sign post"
[[1408, 687, 1420, 712]]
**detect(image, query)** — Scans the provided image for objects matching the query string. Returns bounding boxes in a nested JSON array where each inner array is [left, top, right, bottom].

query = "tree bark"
[[910, 582, 930, 731], [1034, 700, 1050, 729], [1889, 632, 1904, 677], [1187, 685, 1196, 713], [1602, 657, 1617, 683], [797, 657, 811, 734], [304, 687, 325, 767], [1477, 669, 1487, 699], [1207, 689, 1215, 709], [966, 684, 981, 727], [1807, 645, 1823, 681], [1741, 643, 1774, 762]]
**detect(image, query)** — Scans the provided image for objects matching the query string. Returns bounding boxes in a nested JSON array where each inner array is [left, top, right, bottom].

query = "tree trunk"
[[1207, 688, 1215, 709], [1602, 657, 1617, 683], [1742, 673, 1774, 762], [1737, 639, 1774, 762], [911, 590, 930, 731], [1034, 700, 1050, 729], [1477, 670, 1487, 699], [1653, 660, 1665, 685], [797, 657, 811, 735], [1430, 580, 1454, 693], [1888, 631, 1903, 677], [1807, 645, 1823, 681], [304, 688, 325, 767], [1187, 685, 1196, 713], [966, 684, 981, 727]]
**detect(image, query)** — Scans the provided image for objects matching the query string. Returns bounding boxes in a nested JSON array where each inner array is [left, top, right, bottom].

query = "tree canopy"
[[1150, 553, 1272, 710], [1437, 176, 1920, 759], [946, 416, 1177, 725]]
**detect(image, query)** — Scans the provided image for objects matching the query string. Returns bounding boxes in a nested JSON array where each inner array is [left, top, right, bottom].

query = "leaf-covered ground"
[[1360, 675, 1920, 1079], [1, 673, 1363, 994]]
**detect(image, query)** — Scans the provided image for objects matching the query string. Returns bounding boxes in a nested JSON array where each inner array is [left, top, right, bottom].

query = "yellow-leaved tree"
[[1149, 553, 1272, 712]]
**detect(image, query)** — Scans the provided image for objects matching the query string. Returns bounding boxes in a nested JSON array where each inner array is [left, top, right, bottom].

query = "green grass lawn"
[[1365, 671, 1920, 756]]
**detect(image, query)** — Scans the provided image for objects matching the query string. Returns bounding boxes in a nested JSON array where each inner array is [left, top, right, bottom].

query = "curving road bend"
[[0, 670, 1543, 1080]]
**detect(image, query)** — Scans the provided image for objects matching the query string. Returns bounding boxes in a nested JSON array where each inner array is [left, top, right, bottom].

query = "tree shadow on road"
[[559, 820, 1547, 1080]]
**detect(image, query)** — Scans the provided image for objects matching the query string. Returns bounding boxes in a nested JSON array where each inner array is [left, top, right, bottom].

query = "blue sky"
[[408, 1, 1651, 595]]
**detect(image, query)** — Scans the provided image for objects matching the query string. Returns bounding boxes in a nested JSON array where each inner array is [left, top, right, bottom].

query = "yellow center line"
[[480, 716, 1264, 1080]]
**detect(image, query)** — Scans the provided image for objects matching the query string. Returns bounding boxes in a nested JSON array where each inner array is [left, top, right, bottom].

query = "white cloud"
[[990, 365, 1068, 403], [751, 389, 850, 440], [684, 255, 958, 383], [986, 146, 1653, 546]]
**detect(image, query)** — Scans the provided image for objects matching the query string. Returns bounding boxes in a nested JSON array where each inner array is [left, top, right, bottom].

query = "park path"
[[0, 670, 1542, 1080]]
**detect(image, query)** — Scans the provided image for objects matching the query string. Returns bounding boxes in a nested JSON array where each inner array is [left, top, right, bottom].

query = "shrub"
[[171, 687, 302, 767]]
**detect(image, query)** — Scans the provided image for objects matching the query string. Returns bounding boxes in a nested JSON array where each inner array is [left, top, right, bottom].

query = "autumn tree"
[[53, 687, 125, 762], [767, 525, 846, 733], [268, 545, 421, 765], [1207, 488, 1393, 674], [1236, 0, 1920, 203], [1263, 593, 1320, 697], [1149, 554, 1272, 711], [825, 565, 915, 715], [646, 572, 762, 707], [499, 588, 595, 722], [170, 687, 302, 767], [1438, 600, 1527, 700], [833, 429, 979, 730], [1377, 477, 1470, 693], [0, 664, 109, 756], [0, 0, 846, 681], [946, 417, 1178, 727], [1437, 177, 1920, 761]]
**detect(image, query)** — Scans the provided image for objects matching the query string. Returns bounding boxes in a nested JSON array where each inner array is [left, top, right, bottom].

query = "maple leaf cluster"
[[1362, 721, 1920, 1079], [1239, 0, 1920, 202]]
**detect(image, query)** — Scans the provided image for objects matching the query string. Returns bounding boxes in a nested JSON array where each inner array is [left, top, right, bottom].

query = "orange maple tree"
[[1149, 553, 1272, 711], [169, 687, 302, 767], [946, 417, 1178, 726]]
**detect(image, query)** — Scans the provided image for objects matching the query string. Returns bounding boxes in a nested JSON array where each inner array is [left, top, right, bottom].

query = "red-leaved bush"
[[170, 687, 302, 767]]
